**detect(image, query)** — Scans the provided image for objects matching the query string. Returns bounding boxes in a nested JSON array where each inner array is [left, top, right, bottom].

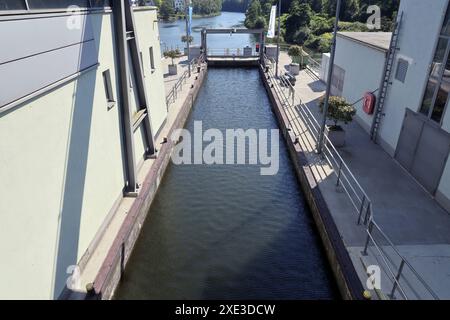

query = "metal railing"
[[278, 44, 322, 75], [262, 55, 439, 300], [207, 48, 258, 57], [165, 55, 204, 108]]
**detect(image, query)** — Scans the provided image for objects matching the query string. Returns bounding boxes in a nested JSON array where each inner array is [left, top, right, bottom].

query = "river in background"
[[158, 11, 256, 52]]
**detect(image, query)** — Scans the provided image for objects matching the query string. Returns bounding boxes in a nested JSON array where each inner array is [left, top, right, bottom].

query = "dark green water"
[[114, 69, 337, 299]]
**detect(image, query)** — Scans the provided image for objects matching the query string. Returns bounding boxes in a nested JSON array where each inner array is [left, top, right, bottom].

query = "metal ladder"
[[370, 12, 403, 142], [113, 0, 155, 195]]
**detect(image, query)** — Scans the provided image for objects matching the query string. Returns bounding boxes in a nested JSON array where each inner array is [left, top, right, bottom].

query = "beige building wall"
[[0, 7, 165, 299]]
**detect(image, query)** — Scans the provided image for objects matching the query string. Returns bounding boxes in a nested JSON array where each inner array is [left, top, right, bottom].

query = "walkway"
[[278, 51, 450, 299]]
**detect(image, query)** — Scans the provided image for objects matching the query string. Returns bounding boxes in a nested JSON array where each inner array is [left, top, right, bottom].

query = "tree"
[[181, 35, 194, 43], [319, 96, 356, 128], [322, 0, 360, 21], [163, 49, 181, 65], [159, 0, 174, 20], [244, 0, 263, 28], [285, 1, 312, 43]]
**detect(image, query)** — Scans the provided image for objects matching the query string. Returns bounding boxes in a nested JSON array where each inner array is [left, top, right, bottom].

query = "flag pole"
[[275, 0, 281, 77]]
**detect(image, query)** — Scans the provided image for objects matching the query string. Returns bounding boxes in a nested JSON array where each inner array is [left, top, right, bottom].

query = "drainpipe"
[[317, 0, 342, 154]]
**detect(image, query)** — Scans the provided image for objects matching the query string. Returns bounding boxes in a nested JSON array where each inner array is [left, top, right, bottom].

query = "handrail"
[[166, 55, 204, 108], [262, 55, 439, 300], [207, 48, 259, 57]]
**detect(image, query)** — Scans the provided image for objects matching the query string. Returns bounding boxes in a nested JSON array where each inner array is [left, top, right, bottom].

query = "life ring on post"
[[363, 92, 376, 115]]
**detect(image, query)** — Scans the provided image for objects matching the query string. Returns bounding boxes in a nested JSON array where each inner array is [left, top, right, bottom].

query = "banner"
[[267, 5, 277, 38], [188, 6, 193, 36]]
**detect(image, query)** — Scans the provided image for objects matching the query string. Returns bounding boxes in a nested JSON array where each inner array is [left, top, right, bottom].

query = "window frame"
[[419, 4, 450, 126]]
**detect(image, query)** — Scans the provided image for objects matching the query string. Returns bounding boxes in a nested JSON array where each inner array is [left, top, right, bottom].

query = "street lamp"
[[317, 0, 342, 154]]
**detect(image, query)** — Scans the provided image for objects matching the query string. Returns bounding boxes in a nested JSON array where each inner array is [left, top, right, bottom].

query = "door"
[[395, 109, 450, 194]]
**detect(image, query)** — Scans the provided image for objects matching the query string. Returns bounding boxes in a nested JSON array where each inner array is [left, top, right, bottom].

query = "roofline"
[[337, 32, 391, 53]]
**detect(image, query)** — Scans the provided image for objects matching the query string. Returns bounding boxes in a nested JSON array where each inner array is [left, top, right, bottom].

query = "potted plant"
[[287, 45, 302, 75], [163, 49, 180, 75], [289, 45, 311, 70], [318, 96, 356, 147]]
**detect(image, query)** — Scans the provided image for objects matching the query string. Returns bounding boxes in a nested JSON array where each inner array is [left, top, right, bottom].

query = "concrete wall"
[[0, 7, 165, 299], [334, 36, 386, 133], [379, 0, 449, 155]]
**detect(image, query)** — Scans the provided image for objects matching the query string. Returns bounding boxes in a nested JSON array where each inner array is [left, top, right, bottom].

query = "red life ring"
[[363, 92, 376, 115]]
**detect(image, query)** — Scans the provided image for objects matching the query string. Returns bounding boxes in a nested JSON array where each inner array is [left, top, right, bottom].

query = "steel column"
[[112, 0, 138, 194]]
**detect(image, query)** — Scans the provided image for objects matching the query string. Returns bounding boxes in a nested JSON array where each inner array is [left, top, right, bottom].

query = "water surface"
[[115, 69, 337, 299]]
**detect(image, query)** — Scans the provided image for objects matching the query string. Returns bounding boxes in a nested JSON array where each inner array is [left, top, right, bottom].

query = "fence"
[[263, 55, 438, 300], [165, 55, 204, 108]]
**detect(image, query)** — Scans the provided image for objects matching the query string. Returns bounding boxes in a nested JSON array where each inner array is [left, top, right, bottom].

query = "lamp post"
[[275, 0, 281, 77], [317, 0, 342, 154], [185, 0, 191, 77]]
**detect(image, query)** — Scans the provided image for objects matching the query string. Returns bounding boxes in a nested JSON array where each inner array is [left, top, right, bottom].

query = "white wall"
[[334, 35, 386, 133], [0, 7, 165, 299], [378, 0, 449, 155]]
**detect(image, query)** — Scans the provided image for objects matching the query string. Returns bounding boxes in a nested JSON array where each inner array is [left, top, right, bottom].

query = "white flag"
[[267, 5, 277, 38]]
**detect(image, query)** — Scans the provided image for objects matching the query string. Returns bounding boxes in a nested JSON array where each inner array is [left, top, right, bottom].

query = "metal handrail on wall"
[[165, 55, 204, 108], [262, 55, 439, 300], [207, 48, 258, 57]]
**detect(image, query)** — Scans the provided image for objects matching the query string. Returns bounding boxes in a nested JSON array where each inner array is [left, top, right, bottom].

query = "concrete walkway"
[[278, 51, 450, 299]]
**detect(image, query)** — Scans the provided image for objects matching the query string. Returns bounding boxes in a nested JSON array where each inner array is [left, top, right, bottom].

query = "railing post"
[[363, 202, 371, 225], [336, 159, 343, 186], [357, 195, 366, 225], [390, 260, 405, 299], [362, 219, 373, 256]]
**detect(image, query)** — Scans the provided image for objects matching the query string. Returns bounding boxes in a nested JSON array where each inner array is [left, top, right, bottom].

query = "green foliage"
[[319, 96, 356, 127], [318, 32, 332, 52], [244, 0, 263, 28], [181, 35, 194, 43], [338, 21, 369, 31], [159, 0, 174, 20], [285, 1, 312, 43], [163, 49, 181, 65], [310, 15, 333, 35], [288, 45, 303, 58], [192, 0, 222, 15], [322, 0, 360, 21], [243, 0, 400, 52]]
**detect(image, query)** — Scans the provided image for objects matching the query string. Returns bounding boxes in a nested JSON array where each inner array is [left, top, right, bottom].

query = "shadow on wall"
[[52, 13, 102, 298]]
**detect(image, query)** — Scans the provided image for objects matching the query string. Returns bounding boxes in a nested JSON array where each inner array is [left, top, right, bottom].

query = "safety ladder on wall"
[[370, 12, 404, 142], [113, 0, 155, 195]]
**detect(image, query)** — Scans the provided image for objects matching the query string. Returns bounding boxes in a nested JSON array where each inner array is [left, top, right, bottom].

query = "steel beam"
[[112, 0, 138, 195]]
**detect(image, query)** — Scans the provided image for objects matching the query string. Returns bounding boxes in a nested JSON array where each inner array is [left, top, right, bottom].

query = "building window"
[[419, 4, 450, 124], [395, 58, 409, 83], [149, 47, 155, 72], [102, 69, 115, 110]]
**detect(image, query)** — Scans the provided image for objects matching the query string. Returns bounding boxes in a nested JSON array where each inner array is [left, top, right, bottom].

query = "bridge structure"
[[200, 28, 265, 67]]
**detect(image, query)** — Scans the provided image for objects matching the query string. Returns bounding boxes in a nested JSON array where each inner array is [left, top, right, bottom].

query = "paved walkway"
[[278, 51, 450, 299]]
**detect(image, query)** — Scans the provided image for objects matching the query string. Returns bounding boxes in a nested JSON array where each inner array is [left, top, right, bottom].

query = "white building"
[[0, 2, 166, 299], [323, 0, 450, 213]]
